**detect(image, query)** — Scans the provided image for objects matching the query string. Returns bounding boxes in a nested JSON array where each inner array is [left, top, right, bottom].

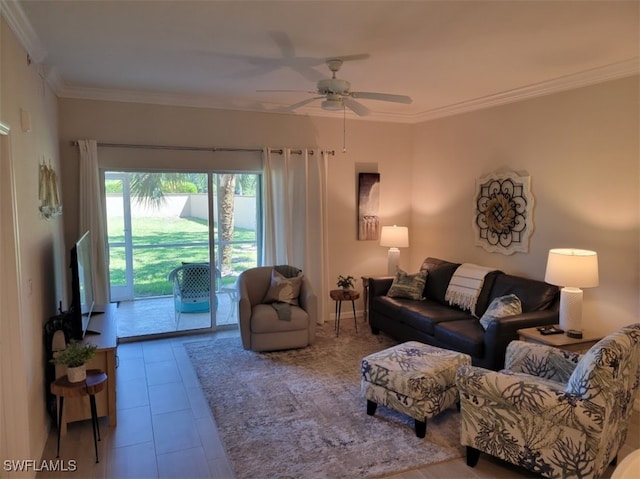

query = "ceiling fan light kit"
[[321, 97, 344, 111], [318, 78, 350, 95]]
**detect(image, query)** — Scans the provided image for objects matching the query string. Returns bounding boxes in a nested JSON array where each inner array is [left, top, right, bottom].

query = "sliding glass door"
[[105, 171, 260, 338], [105, 173, 133, 301]]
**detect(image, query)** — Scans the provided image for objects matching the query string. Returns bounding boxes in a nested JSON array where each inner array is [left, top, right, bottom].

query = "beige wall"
[[57, 99, 414, 307], [1, 16, 64, 468], [411, 76, 639, 335]]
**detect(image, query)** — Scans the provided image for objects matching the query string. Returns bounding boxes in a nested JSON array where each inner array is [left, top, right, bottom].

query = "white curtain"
[[263, 147, 329, 324], [77, 140, 110, 306]]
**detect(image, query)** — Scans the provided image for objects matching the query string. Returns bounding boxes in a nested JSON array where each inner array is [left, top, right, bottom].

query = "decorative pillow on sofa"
[[262, 269, 303, 305], [479, 294, 522, 330], [386, 269, 428, 300]]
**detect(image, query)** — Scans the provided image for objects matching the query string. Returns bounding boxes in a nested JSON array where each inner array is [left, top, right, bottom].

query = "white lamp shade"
[[380, 226, 409, 248], [544, 248, 599, 288]]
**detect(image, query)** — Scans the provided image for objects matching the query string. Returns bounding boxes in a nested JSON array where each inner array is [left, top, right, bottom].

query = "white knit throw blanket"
[[445, 263, 495, 316]]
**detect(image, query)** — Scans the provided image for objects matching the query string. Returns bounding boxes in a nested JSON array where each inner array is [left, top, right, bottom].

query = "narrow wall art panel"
[[358, 173, 380, 240], [473, 170, 534, 255]]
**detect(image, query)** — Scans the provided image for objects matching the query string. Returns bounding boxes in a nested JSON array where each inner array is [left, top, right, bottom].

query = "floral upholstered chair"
[[456, 323, 640, 479]]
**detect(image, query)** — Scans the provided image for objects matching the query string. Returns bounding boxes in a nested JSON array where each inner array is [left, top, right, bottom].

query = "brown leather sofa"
[[368, 257, 560, 370]]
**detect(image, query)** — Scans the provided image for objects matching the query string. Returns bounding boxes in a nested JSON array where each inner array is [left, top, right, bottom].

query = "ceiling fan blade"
[[256, 89, 317, 94], [291, 66, 326, 83], [350, 91, 413, 104], [329, 53, 371, 63], [343, 98, 370, 117], [270, 31, 296, 58], [287, 96, 324, 111]]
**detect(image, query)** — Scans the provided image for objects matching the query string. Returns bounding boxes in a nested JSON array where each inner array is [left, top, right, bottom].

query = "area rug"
[[185, 324, 464, 479]]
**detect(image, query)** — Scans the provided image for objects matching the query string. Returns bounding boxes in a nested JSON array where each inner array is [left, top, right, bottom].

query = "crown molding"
[[57, 83, 416, 123], [56, 58, 639, 124], [37, 64, 64, 95], [411, 58, 639, 123], [1, 0, 46, 63], [57, 85, 294, 115]]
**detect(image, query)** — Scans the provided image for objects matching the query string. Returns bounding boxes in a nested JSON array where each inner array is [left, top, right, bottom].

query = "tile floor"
[[116, 293, 238, 339], [37, 323, 639, 479], [38, 331, 237, 479]]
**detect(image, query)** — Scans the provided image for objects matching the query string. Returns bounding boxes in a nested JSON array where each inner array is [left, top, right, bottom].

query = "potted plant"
[[337, 275, 356, 291], [51, 339, 97, 383]]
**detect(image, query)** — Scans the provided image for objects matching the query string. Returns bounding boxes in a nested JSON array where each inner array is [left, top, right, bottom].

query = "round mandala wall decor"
[[472, 171, 534, 255]]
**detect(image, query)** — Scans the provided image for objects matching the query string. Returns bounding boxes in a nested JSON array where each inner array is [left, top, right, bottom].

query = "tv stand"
[[53, 303, 117, 434]]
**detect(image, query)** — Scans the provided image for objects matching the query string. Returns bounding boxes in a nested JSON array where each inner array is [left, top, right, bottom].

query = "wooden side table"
[[330, 289, 360, 337], [517, 325, 602, 353], [51, 369, 107, 463]]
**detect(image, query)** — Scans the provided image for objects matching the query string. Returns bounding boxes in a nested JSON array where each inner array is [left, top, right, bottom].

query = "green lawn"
[[108, 216, 257, 297]]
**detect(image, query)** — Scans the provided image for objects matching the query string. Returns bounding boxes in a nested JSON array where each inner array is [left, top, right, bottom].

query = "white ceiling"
[[10, 0, 640, 123]]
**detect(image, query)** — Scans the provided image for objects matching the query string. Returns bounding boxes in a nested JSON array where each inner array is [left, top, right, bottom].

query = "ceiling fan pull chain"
[[342, 104, 347, 153]]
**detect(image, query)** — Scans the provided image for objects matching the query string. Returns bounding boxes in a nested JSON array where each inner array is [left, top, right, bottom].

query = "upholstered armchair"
[[237, 266, 317, 352], [456, 323, 640, 479]]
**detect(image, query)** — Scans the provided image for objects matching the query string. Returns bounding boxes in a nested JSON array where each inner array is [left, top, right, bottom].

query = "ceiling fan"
[[259, 58, 413, 116]]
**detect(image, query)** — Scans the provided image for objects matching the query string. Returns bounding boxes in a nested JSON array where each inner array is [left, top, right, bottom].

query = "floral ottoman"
[[361, 341, 471, 438]]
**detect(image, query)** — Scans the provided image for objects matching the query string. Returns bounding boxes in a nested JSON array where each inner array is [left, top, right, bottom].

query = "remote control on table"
[[537, 326, 564, 335]]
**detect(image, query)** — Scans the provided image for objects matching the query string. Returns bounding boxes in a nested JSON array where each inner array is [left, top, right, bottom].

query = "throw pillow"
[[386, 269, 428, 300], [262, 269, 303, 305], [479, 294, 522, 330]]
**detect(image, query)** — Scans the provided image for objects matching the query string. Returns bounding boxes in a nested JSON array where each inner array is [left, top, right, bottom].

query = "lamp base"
[[559, 287, 583, 334], [387, 248, 400, 276]]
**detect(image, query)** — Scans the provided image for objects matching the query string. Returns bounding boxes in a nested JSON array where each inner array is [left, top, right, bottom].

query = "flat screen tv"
[[69, 230, 96, 339]]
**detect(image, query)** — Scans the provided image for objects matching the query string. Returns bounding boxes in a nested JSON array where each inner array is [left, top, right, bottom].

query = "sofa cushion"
[[479, 294, 522, 330], [419, 258, 460, 304], [387, 269, 427, 300], [473, 270, 503, 317], [434, 319, 485, 357], [372, 296, 472, 335], [490, 274, 558, 312]]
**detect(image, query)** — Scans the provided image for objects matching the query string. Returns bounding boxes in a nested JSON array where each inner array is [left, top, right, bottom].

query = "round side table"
[[50, 369, 107, 463], [330, 289, 360, 336]]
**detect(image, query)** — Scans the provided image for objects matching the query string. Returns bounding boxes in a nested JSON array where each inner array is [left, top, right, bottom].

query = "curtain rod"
[[69, 141, 335, 156]]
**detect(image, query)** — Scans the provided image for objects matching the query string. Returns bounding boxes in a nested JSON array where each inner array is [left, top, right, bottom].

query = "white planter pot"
[[67, 364, 87, 383]]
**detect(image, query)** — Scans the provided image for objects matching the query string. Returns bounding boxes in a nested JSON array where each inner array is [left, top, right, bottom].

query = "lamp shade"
[[380, 225, 409, 248], [544, 248, 599, 288]]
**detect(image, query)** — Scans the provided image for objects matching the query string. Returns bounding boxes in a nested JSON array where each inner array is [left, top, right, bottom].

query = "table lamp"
[[544, 248, 599, 336], [380, 225, 409, 276]]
